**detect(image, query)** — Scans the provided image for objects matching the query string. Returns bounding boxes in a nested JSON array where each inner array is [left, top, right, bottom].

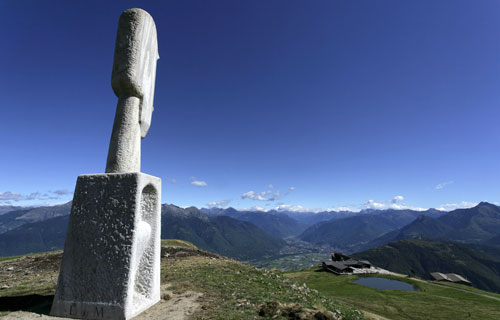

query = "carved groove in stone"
[[132, 184, 157, 310]]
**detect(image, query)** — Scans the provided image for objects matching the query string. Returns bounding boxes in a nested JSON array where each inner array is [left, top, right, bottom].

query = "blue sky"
[[1, 0, 499, 211]]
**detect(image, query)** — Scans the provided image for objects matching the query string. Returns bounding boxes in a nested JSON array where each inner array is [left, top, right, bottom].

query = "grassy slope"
[[0, 251, 61, 316], [285, 267, 500, 320], [161, 239, 198, 249], [5, 240, 498, 319], [0, 240, 364, 320], [432, 281, 500, 300], [163, 250, 363, 319]]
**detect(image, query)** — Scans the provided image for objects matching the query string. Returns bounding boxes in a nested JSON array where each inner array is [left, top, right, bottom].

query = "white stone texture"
[[106, 8, 159, 173], [106, 96, 142, 173], [50, 173, 161, 320]]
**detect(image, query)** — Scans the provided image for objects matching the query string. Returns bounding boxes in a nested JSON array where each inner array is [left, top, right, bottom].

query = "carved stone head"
[[111, 8, 159, 138]]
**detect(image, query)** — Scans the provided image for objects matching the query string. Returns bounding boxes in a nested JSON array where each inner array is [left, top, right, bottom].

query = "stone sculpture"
[[50, 8, 161, 320]]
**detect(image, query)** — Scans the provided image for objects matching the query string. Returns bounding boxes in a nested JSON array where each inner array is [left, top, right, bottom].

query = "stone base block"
[[50, 173, 161, 320]]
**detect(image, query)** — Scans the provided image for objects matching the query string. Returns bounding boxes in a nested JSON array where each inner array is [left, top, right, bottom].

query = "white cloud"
[[207, 200, 231, 208], [168, 178, 177, 184], [436, 201, 478, 211], [242, 190, 274, 201], [241, 206, 267, 212], [51, 189, 72, 195], [277, 186, 296, 197], [363, 200, 387, 210], [275, 204, 309, 212], [234, 197, 483, 213], [435, 181, 454, 190], [274, 199, 479, 213], [191, 180, 208, 187], [241, 183, 297, 202], [190, 176, 207, 187], [362, 199, 426, 211], [332, 206, 359, 212], [274, 203, 358, 213], [392, 203, 427, 211], [284, 186, 296, 196], [0, 190, 71, 203], [274, 203, 341, 213], [238, 203, 304, 212], [392, 195, 404, 203], [238, 196, 469, 213], [0, 191, 27, 201], [241, 184, 297, 202]]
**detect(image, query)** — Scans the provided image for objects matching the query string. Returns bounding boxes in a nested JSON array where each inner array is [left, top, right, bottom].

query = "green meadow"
[[285, 267, 500, 320]]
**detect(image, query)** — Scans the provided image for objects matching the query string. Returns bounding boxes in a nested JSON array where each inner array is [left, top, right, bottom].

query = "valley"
[[1, 202, 500, 295]]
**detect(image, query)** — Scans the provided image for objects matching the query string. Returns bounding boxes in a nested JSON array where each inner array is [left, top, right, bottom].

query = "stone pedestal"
[[50, 173, 161, 320]]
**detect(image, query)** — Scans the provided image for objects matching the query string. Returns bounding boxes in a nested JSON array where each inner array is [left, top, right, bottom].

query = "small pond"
[[354, 277, 420, 291]]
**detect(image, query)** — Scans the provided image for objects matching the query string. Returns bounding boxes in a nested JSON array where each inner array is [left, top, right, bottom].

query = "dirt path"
[[362, 310, 391, 320], [428, 282, 500, 302], [135, 285, 202, 320], [1, 285, 202, 320]]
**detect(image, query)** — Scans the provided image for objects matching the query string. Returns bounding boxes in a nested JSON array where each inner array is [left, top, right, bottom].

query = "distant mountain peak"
[[476, 201, 496, 208]]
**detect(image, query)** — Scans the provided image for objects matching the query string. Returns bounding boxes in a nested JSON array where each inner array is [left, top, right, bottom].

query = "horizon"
[[2, 199, 498, 214], [1, 1, 499, 212]]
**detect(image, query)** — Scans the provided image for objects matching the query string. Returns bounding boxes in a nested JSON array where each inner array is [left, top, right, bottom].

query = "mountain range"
[[2, 201, 500, 293], [0, 203, 285, 261], [161, 204, 285, 260], [202, 206, 358, 228], [364, 202, 500, 251], [0, 205, 26, 215], [202, 207, 306, 237], [298, 208, 444, 252], [2, 202, 500, 257], [0, 202, 72, 234]]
